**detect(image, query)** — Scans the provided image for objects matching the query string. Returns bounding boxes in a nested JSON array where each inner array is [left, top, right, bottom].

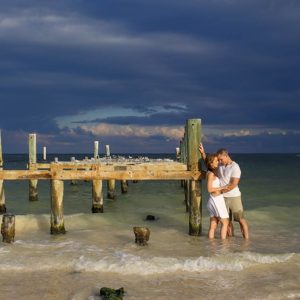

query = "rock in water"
[[100, 287, 125, 300], [145, 215, 157, 221], [133, 226, 150, 246]]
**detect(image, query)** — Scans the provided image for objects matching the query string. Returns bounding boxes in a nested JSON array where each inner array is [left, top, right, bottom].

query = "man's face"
[[218, 154, 228, 165]]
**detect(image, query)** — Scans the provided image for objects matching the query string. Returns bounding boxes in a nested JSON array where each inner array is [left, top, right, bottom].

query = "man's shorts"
[[224, 196, 245, 222]]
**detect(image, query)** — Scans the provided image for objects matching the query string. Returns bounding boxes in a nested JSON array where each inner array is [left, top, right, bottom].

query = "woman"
[[205, 154, 229, 239]]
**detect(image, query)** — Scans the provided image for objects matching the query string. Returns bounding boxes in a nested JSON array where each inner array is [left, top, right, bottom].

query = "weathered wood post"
[[29, 133, 38, 201], [183, 130, 190, 212], [186, 119, 202, 236], [121, 180, 128, 194], [1, 213, 15, 243], [94, 141, 99, 159], [133, 226, 150, 246], [180, 139, 184, 188], [92, 140, 104, 213], [106, 145, 116, 199], [50, 179, 66, 234], [105, 145, 110, 157], [70, 157, 77, 185], [43, 146, 47, 161], [176, 147, 180, 161], [0, 131, 6, 213]]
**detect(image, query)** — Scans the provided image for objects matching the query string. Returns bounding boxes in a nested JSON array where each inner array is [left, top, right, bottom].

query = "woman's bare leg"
[[208, 217, 218, 239], [220, 218, 229, 240]]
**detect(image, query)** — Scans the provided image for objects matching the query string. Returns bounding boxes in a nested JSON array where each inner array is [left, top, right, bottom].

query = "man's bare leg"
[[239, 218, 249, 239], [227, 221, 234, 237]]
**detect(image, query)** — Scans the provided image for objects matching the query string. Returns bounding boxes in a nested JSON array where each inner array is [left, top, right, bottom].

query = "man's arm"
[[221, 177, 240, 193]]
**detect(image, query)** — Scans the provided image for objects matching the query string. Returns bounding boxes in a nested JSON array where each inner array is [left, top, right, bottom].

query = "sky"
[[0, 0, 299, 154]]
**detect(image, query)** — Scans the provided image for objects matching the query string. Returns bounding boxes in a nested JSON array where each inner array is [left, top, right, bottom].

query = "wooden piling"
[[180, 140, 184, 188], [186, 119, 202, 236], [183, 130, 190, 212], [50, 179, 66, 234], [94, 141, 99, 158], [92, 179, 104, 213], [133, 226, 150, 246], [107, 179, 116, 199], [121, 180, 128, 194], [29, 133, 38, 201], [1, 213, 15, 243], [105, 145, 110, 157], [92, 141, 104, 213], [0, 132, 6, 213], [43, 146, 47, 161], [106, 144, 116, 199], [70, 157, 77, 185]]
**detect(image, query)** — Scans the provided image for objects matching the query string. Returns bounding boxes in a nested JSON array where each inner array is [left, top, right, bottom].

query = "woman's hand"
[[198, 143, 205, 154], [211, 191, 221, 196]]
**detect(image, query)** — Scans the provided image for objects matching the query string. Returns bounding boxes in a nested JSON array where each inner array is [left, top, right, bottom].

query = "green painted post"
[[183, 130, 190, 212], [186, 119, 202, 236]]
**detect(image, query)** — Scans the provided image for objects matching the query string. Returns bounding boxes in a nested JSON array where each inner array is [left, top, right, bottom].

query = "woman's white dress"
[[207, 174, 229, 219]]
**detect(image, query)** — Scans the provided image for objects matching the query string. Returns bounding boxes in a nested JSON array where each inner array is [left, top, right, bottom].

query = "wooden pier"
[[0, 119, 203, 236]]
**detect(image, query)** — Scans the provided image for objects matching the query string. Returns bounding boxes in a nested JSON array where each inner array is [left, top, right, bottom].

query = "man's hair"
[[216, 148, 229, 156]]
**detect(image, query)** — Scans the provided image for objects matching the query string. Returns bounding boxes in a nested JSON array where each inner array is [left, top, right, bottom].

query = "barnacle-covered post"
[[92, 141, 104, 213], [50, 164, 66, 234], [1, 213, 15, 243], [186, 119, 202, 236]]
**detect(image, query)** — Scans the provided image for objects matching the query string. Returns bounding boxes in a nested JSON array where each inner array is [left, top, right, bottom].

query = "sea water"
[[0, 153, 299, 299]]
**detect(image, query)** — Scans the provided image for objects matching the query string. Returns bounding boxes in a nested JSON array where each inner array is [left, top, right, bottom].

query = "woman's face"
[[210, 157, 219, 170]]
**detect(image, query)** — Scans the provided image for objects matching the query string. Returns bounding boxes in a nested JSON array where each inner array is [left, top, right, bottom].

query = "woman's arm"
[[198, 143, 206, 160], [207, 173, 224, 194]]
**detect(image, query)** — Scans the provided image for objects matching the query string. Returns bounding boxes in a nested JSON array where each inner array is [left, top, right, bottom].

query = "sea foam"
[[0, 239, 295, 274], [73, 251, 295, 275]]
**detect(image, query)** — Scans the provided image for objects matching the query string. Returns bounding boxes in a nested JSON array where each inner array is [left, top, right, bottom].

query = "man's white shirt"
[[217, 161, 241, 197]]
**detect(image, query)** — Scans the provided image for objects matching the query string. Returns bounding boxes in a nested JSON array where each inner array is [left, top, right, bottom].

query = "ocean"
[[0, 153, 299, 300]]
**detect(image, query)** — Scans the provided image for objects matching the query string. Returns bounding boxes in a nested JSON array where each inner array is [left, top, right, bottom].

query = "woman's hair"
[[205, 153, 218, 172]]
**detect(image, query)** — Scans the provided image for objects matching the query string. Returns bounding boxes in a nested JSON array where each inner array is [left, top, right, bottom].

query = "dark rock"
[[100, 287, 125, 300], [145, 215, 157, 221]]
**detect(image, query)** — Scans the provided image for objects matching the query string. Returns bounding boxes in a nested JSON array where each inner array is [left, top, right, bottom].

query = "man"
[[199, 144, 249, 239]]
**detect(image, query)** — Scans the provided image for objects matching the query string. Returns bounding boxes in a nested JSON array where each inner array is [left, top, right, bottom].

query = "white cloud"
[[80, 123, 184, 140]]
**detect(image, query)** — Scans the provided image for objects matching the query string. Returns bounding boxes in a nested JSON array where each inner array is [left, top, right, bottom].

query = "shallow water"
[[0, 153, 299, 299]]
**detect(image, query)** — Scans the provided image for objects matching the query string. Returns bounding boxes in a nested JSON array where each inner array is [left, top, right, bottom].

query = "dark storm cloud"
[[0, 0, 299, 152]]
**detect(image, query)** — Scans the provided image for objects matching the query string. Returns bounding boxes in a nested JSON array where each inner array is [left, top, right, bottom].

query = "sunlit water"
[[0, 154, 299, 299]]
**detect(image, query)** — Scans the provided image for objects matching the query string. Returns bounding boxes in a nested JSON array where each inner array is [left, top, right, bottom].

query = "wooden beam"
[[0, 169, 201, 180], [0, 170, 52, 180], [32, 162, 188, 171]]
